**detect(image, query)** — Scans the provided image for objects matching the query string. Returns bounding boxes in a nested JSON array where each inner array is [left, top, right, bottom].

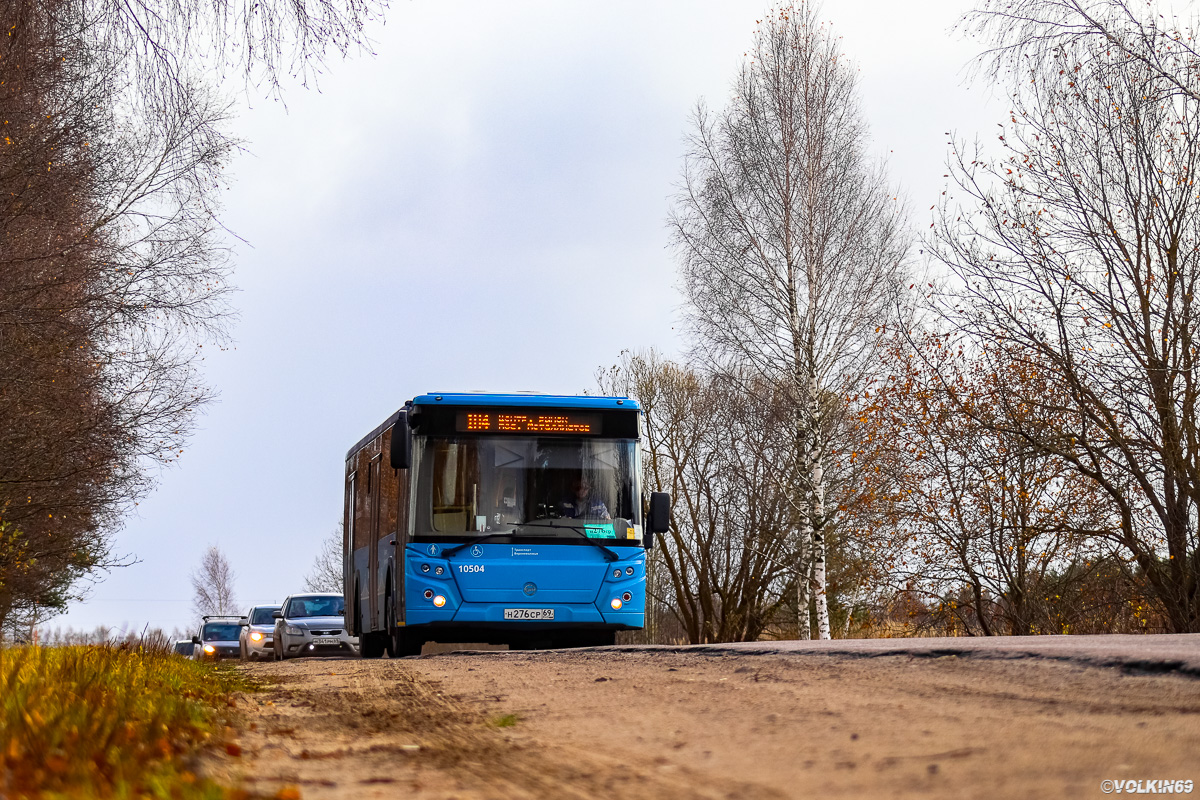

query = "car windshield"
[[202, 623, 240, 641], [414, 436, 640, 538], [286, 596, 344, 618], [173, 641, 193, 655], [249, 607, 279, 625]]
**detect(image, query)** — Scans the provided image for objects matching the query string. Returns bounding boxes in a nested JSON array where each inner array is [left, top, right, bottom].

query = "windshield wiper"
[[516, 521, 621, 561], [441, 530, 518, 557], [441, 523, 624, 561]]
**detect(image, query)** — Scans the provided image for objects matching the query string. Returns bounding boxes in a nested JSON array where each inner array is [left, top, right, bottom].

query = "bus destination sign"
[[456, 410, 601, 435]]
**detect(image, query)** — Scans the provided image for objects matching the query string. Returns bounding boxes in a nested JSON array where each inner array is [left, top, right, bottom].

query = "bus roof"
[[412, 393, 639, 410], [346, 394, 641, 463]]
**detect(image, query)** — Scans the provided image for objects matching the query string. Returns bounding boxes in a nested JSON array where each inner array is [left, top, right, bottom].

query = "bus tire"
[[392, 630, 424, 657], [361, 631, 387, 659]]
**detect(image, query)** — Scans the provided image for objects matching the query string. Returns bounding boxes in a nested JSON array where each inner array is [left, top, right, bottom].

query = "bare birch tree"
[[931, 0, 1200, 632], [671, 4, 909, 638], [191, 545, 238, 623]]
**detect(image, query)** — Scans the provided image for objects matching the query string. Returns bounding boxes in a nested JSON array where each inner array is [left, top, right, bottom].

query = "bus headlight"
[[433, 595, 447, 608], [612, 568, 622, 578], [249, 631, 263, 642], [610, 598, 623, 610], [622, 592, 632, 602]]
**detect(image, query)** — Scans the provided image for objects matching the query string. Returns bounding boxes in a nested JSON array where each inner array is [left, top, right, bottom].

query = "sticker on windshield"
[[584, 523, 617, 539]]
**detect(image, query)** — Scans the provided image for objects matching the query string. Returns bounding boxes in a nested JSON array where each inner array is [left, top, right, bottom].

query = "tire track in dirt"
[[204, 658, 781, 800]]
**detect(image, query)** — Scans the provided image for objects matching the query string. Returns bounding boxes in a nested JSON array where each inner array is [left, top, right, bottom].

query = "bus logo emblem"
[[471, 545, 484, 558], [427, 544, 439, 556], [523, 582, 537, 596]]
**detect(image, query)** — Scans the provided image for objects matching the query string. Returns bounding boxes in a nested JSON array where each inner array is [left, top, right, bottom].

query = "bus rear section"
[[344, 393, 670, 655]]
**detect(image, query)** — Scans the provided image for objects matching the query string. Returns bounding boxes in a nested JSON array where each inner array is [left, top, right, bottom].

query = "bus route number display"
[[456, 410, 600, 435]]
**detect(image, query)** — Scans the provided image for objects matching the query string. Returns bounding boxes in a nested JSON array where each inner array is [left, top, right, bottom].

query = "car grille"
[[311, 630, 342, 636]]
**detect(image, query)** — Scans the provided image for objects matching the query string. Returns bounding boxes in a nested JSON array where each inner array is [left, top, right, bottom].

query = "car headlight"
[[249, 631, 264, 642], [203, 644, 216, 654], [285, 625, 302, 635]]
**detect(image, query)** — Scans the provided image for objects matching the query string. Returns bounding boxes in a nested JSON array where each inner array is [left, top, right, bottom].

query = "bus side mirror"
[[648, 492, 670, 534], [390, 412, 411, 470]]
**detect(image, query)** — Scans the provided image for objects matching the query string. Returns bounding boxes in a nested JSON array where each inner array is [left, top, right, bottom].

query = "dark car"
[[192, 616, 242, 661], [273, 593, 357, 659]]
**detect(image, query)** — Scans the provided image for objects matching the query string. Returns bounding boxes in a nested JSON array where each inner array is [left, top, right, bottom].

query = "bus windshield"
[[414, 436, 640, 539]]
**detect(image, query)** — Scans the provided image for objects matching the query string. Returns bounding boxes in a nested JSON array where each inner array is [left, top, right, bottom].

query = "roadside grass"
[[488, 713, 519, 728], [0, 642, 257, 799]]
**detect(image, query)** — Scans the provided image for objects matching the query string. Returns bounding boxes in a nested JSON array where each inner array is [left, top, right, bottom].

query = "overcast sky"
[[54, 0, 1000, 635]]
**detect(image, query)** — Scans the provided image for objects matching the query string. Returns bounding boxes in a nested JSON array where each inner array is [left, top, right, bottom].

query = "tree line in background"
[[0, 0, 384, 641], [6, 0, 1200, 642], [612, 0, 1200, 642]]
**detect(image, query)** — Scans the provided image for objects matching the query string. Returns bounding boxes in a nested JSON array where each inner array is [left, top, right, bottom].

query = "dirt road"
[[214, 638, 1200, 799]]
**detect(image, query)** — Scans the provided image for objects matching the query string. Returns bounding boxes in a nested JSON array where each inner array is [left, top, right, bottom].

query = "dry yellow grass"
[[0, 643, 252, 799]]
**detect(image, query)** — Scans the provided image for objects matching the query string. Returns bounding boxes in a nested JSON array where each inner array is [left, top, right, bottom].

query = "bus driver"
[[559, 476, 610, 520]]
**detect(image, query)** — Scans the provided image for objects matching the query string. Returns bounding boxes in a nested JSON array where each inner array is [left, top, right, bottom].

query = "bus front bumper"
[[406, 602, 643, 628]]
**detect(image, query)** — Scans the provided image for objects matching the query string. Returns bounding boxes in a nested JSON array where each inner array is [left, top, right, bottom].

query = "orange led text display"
[[456, 410, 598, 434]]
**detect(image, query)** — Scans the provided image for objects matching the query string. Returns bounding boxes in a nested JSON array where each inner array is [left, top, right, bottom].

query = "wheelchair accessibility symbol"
[[471, 545, 484, 558]]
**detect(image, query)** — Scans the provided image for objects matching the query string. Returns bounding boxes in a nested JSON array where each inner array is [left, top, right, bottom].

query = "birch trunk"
[[796, 512, 812, 639], [808, 372, 831, 640], [811, 452, 831, 640]]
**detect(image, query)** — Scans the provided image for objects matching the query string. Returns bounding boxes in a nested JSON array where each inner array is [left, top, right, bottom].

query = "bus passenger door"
[[393, 456, 409, 628]]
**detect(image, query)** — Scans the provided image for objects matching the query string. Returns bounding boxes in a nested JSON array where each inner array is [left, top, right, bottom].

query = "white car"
[[239, 604, 281, 661], [273, 593, 358, 659]]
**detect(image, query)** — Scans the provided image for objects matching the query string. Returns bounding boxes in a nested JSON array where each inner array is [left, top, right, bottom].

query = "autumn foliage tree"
[[928, 0, 1200, 632], [598, 352, 798, 643], [853, 336, 1123, 635], [0, 0, 386, 635]]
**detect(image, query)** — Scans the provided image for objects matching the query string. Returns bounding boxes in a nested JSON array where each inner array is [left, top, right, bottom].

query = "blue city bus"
[[343, 393, 670, 656]]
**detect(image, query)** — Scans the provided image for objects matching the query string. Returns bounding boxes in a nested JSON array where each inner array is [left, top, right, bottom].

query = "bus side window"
[[380, 429, 400, 540], [345, 472, 355, 555], [353, 450, 371, 551]]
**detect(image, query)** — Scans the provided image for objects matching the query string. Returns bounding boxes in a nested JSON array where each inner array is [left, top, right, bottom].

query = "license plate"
[[312, 637, 340, 645], [504, 608, 554, 620]]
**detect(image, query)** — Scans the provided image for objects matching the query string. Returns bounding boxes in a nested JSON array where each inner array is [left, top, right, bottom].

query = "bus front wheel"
[[361, 631, 387, 659], [391, 630, 424, 657]]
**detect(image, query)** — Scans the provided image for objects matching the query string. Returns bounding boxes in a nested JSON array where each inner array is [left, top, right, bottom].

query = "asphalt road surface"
[[209, 634, 1200, 799]]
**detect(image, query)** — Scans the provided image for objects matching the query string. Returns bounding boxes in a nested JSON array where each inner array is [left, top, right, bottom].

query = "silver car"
[[239, 604, 281, 661], [273, 593, 358, 659]]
